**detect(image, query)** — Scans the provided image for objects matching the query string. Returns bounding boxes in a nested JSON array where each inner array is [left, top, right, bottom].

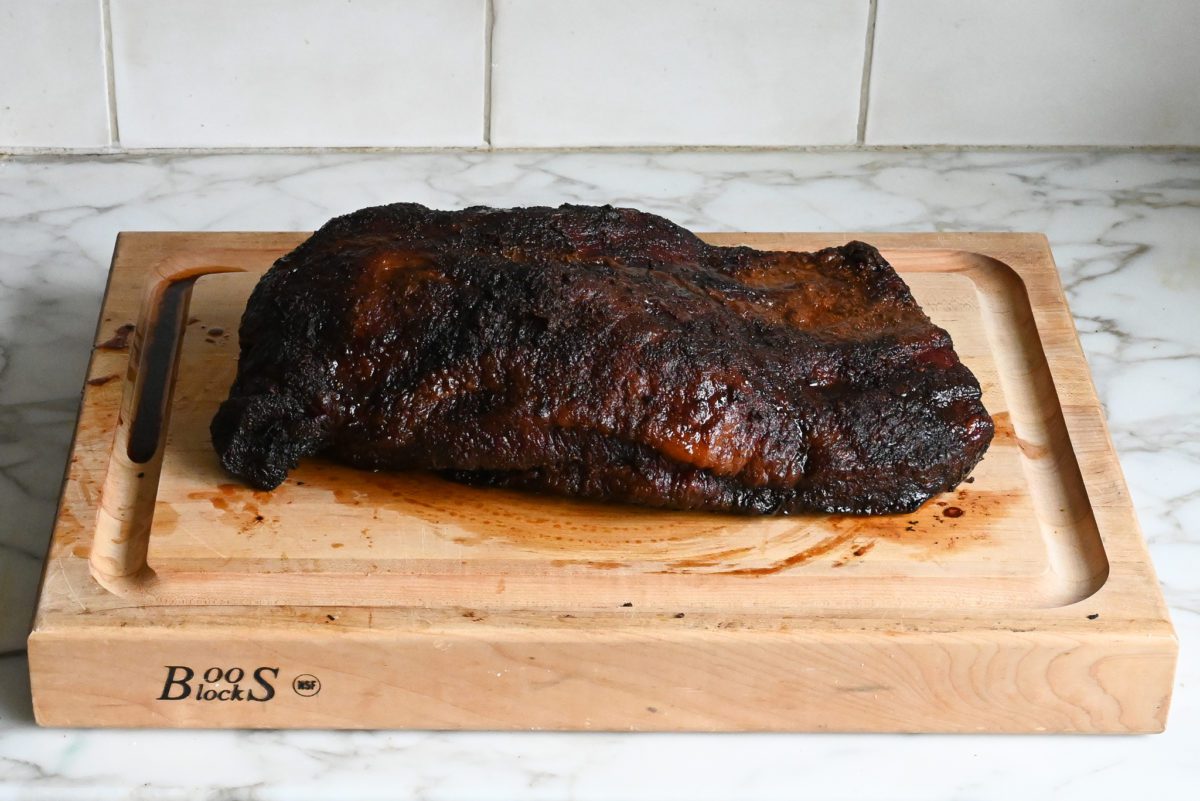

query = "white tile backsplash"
[[4, 0, 1200, 150], [0, 0, 110, 147], [110, 0, 486, 148], [490, 0, 869, 147], [867, 0, 1200, 146]]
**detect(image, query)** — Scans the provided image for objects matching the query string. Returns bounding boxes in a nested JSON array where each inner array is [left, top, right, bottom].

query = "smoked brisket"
[[211, 203, 993, 514]]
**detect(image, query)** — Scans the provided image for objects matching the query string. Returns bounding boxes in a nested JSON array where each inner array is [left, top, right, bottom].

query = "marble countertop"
[[0, 150, 1196, 800]]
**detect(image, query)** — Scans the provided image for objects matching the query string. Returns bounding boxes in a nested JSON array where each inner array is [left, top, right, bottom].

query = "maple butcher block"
[[28, 231, 1176, 731]]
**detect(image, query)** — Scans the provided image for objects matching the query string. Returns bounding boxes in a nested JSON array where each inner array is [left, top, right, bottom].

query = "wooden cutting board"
[[28, 231, 1176, 732]]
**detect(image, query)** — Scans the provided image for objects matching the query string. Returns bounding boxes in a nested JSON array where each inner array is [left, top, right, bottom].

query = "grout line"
[[483, 0, 495, 147], [856, 0, 880, 145], [99, 0, 120, 146], [1, 144, 1198, 157]]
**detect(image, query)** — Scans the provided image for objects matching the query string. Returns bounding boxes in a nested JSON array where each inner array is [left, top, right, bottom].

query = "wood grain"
[[27, 231, 1177, 732]]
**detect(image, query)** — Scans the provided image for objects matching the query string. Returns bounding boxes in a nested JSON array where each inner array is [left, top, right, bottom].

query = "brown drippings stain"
[[721, 532, 856, 576], [207, 327, 225, 336], [186, 483, 276, 535], [50, 507, 85, 553], [331, 542, 344, 549], [550, 559, 625, 570], [665, 545, 756, 569], [87, 373, 119, 387], [188, 316, 201, 325], [989, 411, 1047, 459], [169, 450, 1003, 578], [97, 323, 135, 350], [943, 506, 964, 518], [990, 411, 1015, 442], [322, 466, 735, 560], [1017, 439, 1049, 459], [145, 502, 182, 542], [308, 459, 1005, 575], [332, 484, 370, 506], [824, 491, 1003, 559], [219, 482, 271, 501]]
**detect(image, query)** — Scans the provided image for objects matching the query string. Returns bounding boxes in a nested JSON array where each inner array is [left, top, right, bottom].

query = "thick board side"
[[29, 619, 1173, 731]]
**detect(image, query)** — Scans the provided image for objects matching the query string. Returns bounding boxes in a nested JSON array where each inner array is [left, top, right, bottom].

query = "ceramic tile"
[[0, 0, 110, 147], [867, 0, 1200, 145], [491, 0, 869, 147], [110, 0, 485, 147]]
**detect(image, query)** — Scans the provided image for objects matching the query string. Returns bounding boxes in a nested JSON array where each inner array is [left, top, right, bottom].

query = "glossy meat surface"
[[211, 203, 993, 514]]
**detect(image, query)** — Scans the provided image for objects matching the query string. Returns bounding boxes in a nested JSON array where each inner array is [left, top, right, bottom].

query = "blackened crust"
[[211, 203, 993, 514]]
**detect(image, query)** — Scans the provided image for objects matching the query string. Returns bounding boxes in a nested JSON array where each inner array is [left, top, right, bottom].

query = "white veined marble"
[[0, 150, 1196, 800]]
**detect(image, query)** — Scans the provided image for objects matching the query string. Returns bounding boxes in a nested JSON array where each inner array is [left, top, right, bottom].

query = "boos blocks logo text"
[[157, 666, 281, 702]]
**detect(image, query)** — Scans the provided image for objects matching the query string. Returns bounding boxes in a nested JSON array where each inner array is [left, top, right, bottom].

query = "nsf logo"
[[292, 674, 322, 697]]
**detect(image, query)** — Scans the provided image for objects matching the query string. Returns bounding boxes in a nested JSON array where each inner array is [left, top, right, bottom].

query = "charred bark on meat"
[[212, 203, 993, 515]]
